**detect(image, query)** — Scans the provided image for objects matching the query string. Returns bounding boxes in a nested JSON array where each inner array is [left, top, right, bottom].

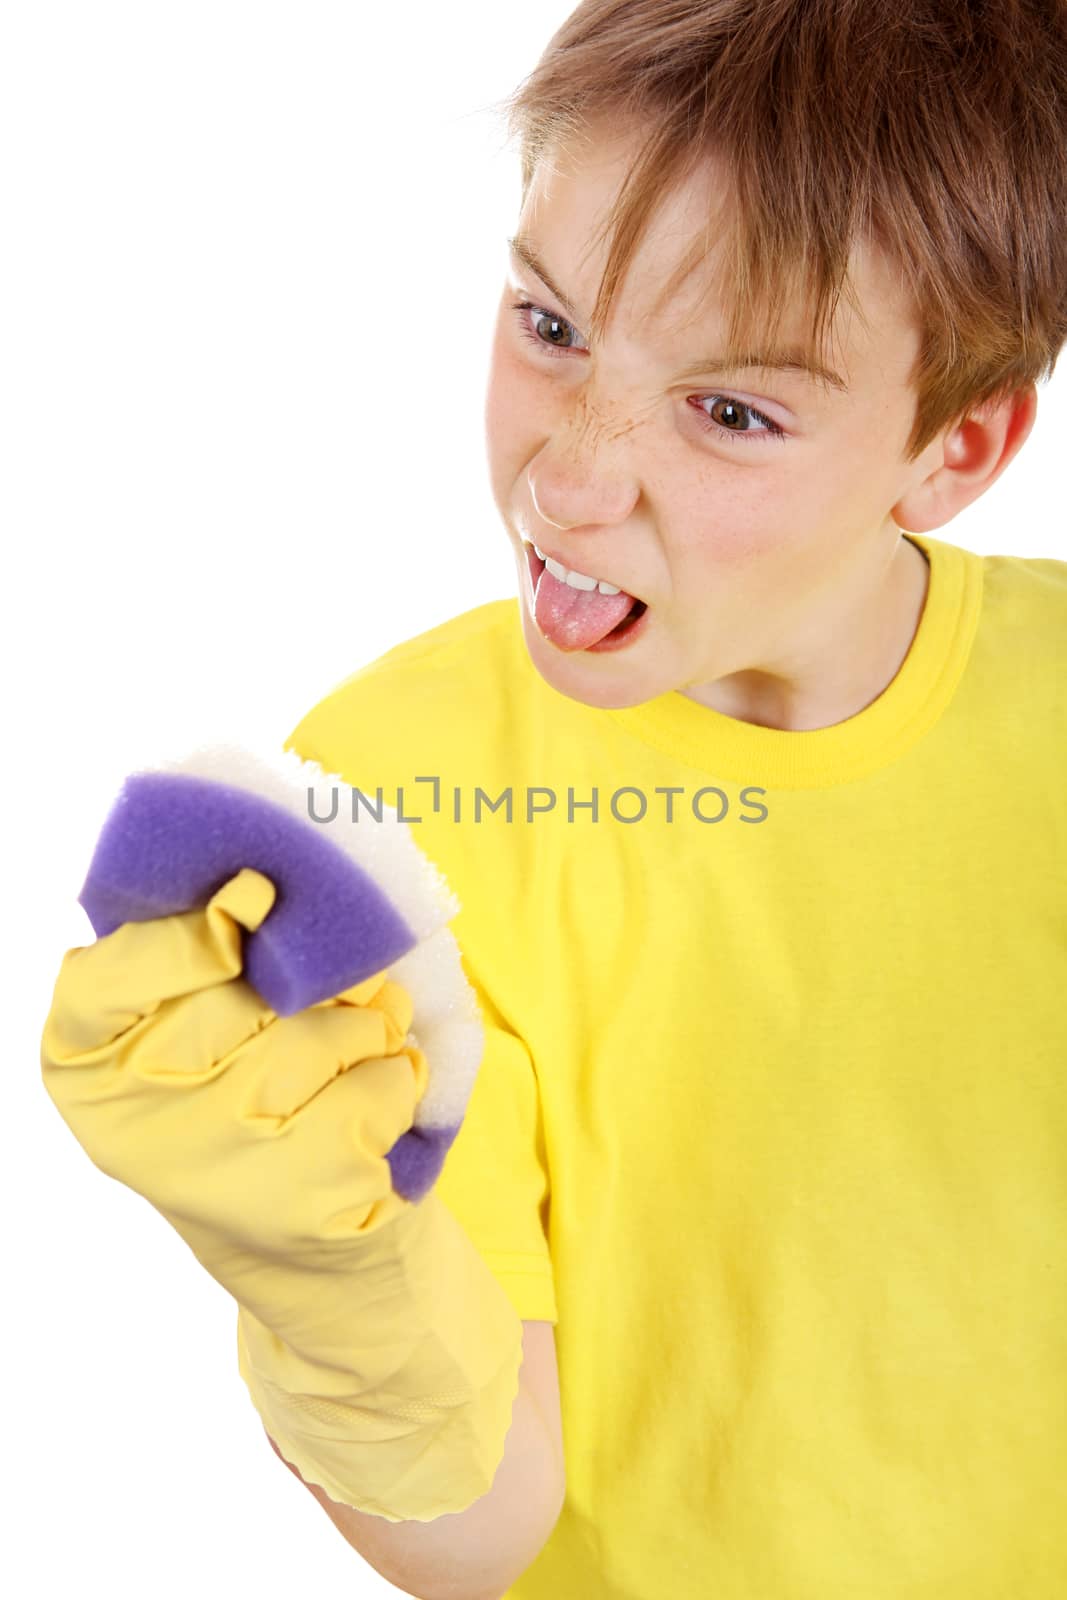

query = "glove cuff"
[[235, 1192, 524, 1521]]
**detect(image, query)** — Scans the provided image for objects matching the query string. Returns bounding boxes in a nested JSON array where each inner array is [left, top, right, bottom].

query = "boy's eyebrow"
[[507, 233, 850, 394]]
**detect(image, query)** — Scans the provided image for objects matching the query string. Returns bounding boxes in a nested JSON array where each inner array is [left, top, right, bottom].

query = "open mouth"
[[524, 541, 648, 645]]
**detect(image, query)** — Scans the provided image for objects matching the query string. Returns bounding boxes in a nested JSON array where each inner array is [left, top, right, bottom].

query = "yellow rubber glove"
[[40, 865, 523, 1520]]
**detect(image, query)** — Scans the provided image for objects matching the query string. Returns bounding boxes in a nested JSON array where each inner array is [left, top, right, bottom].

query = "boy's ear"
[[891, 382, 1038, 534]]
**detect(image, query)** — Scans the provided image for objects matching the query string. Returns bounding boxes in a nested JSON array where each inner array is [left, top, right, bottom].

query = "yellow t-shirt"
[[284, 530, 1067, 1598]]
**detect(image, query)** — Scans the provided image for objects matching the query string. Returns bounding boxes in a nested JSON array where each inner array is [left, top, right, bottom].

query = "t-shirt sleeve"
[[434, 958, 558, 1325]]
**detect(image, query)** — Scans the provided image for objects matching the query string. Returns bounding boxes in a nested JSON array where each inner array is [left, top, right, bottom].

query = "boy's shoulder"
[[978, 548, 1067, 668], [283, 598, 529, 776], [981, 548, 1067, 615]]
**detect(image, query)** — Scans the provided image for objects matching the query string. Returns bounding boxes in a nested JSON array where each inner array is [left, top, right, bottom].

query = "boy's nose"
[[527, 452, 639, 536]]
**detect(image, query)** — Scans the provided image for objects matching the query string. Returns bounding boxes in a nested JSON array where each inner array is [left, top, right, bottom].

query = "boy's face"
[[484, 123, 953, 725]]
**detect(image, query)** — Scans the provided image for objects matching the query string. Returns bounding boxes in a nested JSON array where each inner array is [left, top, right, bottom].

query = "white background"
[[4, 3, 1063, 1595]]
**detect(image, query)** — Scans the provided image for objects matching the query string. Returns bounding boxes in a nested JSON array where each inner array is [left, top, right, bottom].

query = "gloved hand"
[[40, 864, 524, 1520]]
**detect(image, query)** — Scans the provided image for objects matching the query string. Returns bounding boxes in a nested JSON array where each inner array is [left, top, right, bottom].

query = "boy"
[[42, 2, 1067, 1596], [282, 1, 1067, 1593]]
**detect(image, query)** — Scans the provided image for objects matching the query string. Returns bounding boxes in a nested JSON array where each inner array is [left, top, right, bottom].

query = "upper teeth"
[[532, 543, 621, 595]]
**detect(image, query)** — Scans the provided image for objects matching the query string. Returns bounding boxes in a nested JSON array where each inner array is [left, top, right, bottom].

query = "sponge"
[[75, 743, 485, 1204], [79, 770, 419, 1016]]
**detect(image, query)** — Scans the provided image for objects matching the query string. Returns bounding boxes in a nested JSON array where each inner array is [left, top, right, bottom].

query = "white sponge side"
[[390, 929, 484, 1130]]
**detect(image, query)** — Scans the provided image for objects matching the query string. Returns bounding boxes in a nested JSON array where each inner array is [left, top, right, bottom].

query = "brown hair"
[[489, 0, 1067, 462]]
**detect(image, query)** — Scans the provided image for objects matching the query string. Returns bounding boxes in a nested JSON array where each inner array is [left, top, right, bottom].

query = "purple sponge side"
[[78, 771, 418, 1016]]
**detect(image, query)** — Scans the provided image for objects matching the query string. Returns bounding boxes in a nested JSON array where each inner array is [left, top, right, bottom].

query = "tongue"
[[534, 565, 636, 650]]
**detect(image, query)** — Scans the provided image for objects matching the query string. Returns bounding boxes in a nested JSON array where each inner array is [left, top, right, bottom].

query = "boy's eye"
[[695, 395, 786, 443], [508, 300, 787, 446], [511, 299, 589, 356]]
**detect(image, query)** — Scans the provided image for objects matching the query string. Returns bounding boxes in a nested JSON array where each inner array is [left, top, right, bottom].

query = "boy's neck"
[[682, 535, 932, 734]]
